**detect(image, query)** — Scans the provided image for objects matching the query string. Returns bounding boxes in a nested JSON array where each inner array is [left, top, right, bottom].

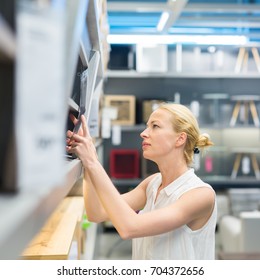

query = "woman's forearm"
[[86, 161, 138, 239], [83, 170, 109, 223], [66, 115, 138, 237]]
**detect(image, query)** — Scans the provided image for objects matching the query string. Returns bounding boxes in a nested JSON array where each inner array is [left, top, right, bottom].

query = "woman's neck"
[[158, 160, 189, 188]]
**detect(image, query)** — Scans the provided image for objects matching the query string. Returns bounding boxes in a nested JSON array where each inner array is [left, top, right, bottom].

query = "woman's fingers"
[[81, 114, 91, 138], [81, 114, 87, 138], [67, 130, 73, 138], [66, 115, 94, 160], [66, 130, 74, 146], [70, 113, 78, 125], [68, 113, 85, 136]]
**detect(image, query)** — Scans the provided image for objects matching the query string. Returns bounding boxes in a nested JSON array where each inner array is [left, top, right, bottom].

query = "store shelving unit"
[[103, 44, 260, 192], [0, 0, 107, 260], [106, 70, 260, 79], [103, 125, 260, 191]]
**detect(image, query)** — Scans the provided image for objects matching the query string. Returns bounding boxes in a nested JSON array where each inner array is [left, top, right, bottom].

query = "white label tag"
[[112, 125, 122, 146], [89, 81, 103, 138], [89, 97, 100, 138]]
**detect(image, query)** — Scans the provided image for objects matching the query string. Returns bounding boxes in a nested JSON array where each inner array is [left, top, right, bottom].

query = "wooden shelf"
[[21, 196, 85, 260], [0, 159, 82, 259]]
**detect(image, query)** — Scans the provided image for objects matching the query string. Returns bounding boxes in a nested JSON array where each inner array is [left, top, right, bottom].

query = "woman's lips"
[[142, 142, 150, 149]]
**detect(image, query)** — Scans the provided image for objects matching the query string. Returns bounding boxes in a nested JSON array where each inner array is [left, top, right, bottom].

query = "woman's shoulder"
[[146, 172, 161, 185], [188, 170, 213, 189], [178, 170, 215, 200], [138, 172, 161, 192]]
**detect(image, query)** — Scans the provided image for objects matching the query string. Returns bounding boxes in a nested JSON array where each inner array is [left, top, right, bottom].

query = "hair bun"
[[201, 133, 210, 139]]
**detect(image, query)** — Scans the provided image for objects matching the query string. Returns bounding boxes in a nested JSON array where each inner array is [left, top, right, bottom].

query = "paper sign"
[[15, 3, 66, 190]]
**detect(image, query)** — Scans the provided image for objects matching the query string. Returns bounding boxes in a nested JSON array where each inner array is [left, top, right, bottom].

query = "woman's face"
[[140, 109, 180, 161]]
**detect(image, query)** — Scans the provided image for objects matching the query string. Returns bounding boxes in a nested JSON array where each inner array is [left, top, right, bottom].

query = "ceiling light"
[[108, 34, 174, 45], [157, 12, 170, 32]]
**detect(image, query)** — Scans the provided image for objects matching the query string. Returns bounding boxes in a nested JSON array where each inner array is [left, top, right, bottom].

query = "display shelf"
[[87, 0, 104, 82], [79, 39, 89, 68], [0, 159, 82, 260], [65, 0, 90, 99], [110, 124, 259, 131], [203, 176, 260, 189], [111, 176, 260, 191], [106, 70, 260, 79], [230, 147, 260, 154], [112, 178, 142, 187], [68, 97, 80, 111], [119, 124, 146, 132], [0, 0, 105, 260], [201, 124, 260, 129]]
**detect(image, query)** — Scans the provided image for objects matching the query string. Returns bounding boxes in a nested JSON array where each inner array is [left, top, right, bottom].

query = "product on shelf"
[[110, 149, 139, 178], [104, 94, 136, 125]]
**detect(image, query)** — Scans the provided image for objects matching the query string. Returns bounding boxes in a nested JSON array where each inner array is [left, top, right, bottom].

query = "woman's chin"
[[142, 153, 152, 161]]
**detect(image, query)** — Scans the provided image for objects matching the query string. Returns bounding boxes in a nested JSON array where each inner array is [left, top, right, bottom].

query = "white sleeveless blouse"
[[132, 168, 217, 260]]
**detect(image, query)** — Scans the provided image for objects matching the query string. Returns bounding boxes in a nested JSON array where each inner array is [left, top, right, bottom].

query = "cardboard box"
[[142, 99, 165, 123]]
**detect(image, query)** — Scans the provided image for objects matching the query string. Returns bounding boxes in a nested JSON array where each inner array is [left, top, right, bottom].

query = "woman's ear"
[[176, 132, 187, 147]]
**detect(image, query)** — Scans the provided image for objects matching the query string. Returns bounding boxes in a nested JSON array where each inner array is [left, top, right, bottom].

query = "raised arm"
[[82, 164, 156, 223], [83, 171, 109, 222], [66, 114, 150, 223], [66, 114, 108, 222]]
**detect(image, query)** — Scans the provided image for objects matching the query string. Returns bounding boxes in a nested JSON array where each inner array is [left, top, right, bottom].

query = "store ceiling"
[[106, 0, 260, 44]]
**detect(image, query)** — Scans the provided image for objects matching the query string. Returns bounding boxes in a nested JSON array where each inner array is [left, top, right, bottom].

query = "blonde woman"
[[66, 103, 217, 260]]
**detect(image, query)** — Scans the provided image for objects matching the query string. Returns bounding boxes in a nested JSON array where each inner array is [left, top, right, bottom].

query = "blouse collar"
[[155, 168, 195, 196]]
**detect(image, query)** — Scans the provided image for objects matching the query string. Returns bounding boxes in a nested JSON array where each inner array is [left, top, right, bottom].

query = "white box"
[[136, 44, 167, 73]]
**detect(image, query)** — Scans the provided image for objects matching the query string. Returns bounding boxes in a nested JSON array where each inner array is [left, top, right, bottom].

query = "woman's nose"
[[140, 128, 148, 138]]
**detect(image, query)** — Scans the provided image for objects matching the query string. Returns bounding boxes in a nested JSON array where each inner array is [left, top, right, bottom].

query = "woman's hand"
[[66, 114, 98, 168]]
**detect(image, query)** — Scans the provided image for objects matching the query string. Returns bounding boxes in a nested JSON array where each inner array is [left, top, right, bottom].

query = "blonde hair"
[[159, 103, 214, 165]]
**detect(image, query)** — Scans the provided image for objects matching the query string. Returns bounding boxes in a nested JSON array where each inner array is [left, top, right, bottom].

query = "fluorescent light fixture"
[[107, 34, 248, 46], [157, 12, 170, 32], [108, 34, 174, 45]]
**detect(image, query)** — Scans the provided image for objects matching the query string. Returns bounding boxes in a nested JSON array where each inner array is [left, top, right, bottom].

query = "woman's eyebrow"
[[146, 120, 155, 125], [146, 120, 161, 126]]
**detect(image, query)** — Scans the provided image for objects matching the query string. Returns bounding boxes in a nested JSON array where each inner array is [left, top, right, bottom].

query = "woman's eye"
[[153, 124, 159, 128]]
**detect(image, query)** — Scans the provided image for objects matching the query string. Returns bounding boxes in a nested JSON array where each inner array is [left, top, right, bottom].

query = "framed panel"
[[104, 94, 136, 125]]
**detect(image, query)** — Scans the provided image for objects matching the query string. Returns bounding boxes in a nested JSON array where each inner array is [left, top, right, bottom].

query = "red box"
[[110, 149, 140, 178]]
